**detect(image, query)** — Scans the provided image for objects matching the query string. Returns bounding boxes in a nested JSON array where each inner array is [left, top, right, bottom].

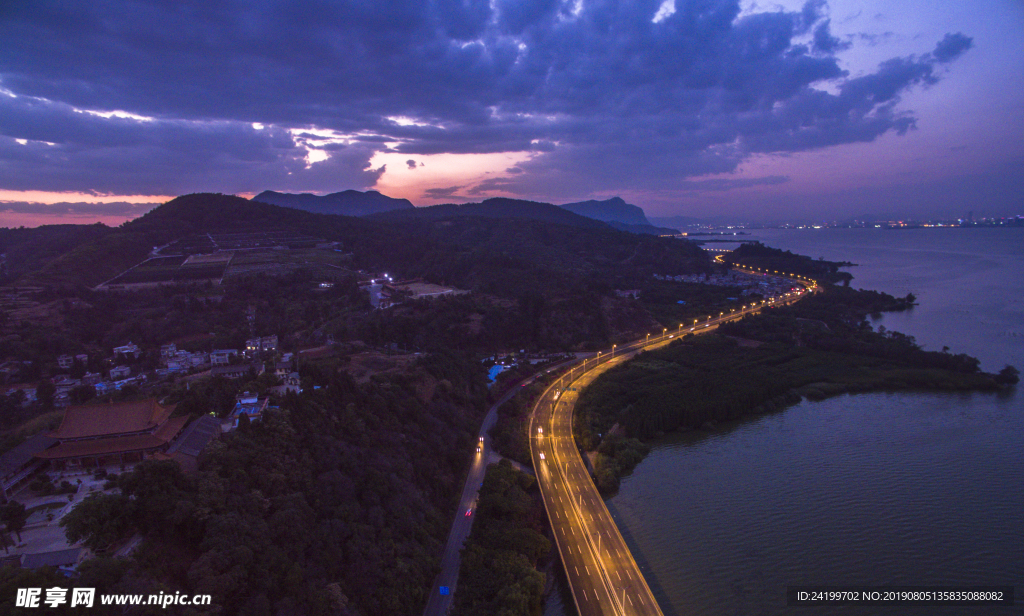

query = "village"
[[0, 268, 466, 573]]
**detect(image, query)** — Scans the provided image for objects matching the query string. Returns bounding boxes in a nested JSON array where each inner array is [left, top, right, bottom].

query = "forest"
[[1, 351, 490, 616], [450, 460, 549, 616], [725, 241, 854, 285]]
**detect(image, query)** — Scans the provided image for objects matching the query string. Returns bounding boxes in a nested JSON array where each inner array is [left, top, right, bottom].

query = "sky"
[[0, 0, 1021, 226]]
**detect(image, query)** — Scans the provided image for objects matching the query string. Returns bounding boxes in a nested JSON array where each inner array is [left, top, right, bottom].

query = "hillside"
[[252, 189, 414, 216], [18, 194, 709, 297], [21, 194, 386, 288], [0, 224, 113, 284]]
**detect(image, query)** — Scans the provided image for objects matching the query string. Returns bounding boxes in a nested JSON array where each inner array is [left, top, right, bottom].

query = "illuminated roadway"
[[529, 267, 816, 615]]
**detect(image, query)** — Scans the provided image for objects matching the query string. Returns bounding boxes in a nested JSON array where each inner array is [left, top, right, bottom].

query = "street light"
[[611, 344, 617, 358]]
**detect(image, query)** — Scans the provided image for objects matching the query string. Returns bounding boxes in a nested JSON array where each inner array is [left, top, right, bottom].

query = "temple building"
[[34, 399, 188, 469]]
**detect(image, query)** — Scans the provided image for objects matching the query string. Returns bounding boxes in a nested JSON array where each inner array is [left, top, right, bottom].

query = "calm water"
[[548, 228, 1024, 615]]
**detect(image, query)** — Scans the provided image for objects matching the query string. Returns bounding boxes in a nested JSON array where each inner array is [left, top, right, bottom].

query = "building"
[[34, 399, 188, 470], [245, 336, 279, 357], [0, 434, 57, 502], [152, 415, 220, 473], [224, 392, 269, 430], [112, 343, 141, 358], [274, 360, 293, 377], [210, 349, 239, 365], [57, 355, 73, 370], [109, 365, 131, 380], [159, 343, 177, 359]]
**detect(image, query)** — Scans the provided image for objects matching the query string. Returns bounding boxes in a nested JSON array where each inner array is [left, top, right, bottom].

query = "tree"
[[60, 493, 133, 551], [0, 502, 28, 542], [35, 380, 55, 410], [995, 365, 1019, 385], [0, 532, 13, 555], [69, 384, 96, 405]]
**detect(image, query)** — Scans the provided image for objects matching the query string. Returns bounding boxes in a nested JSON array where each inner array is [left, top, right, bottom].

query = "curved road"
[[529, 271, 816, 615], [424, 265, 816, 615]]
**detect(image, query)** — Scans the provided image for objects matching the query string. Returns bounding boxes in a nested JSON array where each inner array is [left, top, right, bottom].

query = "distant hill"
[[369, 197, 612, 230], [19, 193, 711, 296], [559, 197, 651, 227], [251, 190, 414, 217], [0, 224, 114, 284]]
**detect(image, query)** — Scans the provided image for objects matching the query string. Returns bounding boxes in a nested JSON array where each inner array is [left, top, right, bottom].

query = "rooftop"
[[50, 399, 175, 440]]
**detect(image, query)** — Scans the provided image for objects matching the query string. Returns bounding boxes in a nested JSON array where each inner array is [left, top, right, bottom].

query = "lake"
[[548, 227, 1024, 616]]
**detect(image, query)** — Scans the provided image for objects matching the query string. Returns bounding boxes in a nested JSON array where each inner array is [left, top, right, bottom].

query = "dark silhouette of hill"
[[20, 193, 710, 295], [559, 197, 650, 226], [0, 224, 113, 284], [369, 197, 611, 230], [252, 189, 414, 216], [558, 197, 680, 235]]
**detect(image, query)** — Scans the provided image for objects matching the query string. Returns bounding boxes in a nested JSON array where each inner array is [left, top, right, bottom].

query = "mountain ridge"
[[252, 189, 414, 216]]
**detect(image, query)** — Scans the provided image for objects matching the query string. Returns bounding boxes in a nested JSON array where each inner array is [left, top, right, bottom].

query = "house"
[[109, 365, 131, 380], [615, 289, 641, 299], [57, 355, 73, 370], [210, 364, 264, 380], [112, 343, 141, 358], [1, 384, 36, 406], [81, 372, 102, 386], [74, 354, 88, 365], [224, 392, 269, 430], [246, 336, 278, 357], [33, 399, 188, 469], [54, 378, 81, 396], [274, 361, 293, 377], [159, 343, 177, 359], [210, 349, 239, 365], [0, 434, 57, 502]]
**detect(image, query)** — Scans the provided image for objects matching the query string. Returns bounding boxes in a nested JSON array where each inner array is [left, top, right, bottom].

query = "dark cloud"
[[423, 185, 465, 198], [406, 159, 418, 169], [812, 20, 850, 54], [0, 0, 974, 200], [676, 176, 790, 191], [932, 32, 973, 63]]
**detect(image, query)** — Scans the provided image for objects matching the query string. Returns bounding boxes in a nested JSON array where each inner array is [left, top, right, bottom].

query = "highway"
[[529, 268, 816, 616], [422, 354, 593, 616], [424, 261, 816, 615]]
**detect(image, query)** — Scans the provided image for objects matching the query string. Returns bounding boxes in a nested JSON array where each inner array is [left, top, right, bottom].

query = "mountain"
[[251, 190, 414, 216], [559, 197, 650, 226], [368, 197, 612, 230]]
